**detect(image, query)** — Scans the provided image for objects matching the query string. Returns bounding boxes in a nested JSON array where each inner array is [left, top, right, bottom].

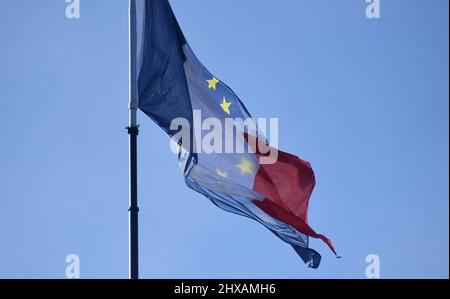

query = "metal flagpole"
[[128, 0, 139, 280]]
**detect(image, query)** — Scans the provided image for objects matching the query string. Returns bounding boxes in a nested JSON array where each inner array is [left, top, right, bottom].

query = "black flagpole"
[[128, 0, 139, 280], [128, 125, 139, 279]]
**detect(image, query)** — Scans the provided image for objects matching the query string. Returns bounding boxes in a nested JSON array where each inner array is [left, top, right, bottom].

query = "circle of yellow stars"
[[206, 76, 256, 179], [207, 76, 232, 115]]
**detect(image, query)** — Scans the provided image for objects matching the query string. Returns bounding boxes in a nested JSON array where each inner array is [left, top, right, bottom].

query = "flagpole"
[[128, 0, 139, 280]]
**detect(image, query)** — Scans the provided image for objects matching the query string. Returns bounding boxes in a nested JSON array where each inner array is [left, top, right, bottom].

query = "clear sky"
[[0, 0, 448, 279]]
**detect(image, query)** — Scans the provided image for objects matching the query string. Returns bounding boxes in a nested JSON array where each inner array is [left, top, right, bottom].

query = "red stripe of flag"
[[245, 133, 339, 256]]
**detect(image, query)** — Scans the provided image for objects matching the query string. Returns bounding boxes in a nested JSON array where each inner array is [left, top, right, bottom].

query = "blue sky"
[[0, 0, 448, 278]]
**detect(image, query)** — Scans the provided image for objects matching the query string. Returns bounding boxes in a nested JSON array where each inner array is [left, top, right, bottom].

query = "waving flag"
[[131, 0, 337, 268]]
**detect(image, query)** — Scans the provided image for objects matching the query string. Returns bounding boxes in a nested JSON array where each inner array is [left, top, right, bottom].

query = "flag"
[[131, 0, 337, 268]]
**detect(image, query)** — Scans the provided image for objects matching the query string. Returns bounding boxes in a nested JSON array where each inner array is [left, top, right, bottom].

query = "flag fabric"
[[131, 0, 337, 268]]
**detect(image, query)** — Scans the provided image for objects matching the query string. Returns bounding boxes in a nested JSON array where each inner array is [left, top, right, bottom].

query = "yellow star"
[[216, 168, 228, 178], [207, 77, 219, 90], [220, 97, 232, 115], [236, 158, 255, 175]]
